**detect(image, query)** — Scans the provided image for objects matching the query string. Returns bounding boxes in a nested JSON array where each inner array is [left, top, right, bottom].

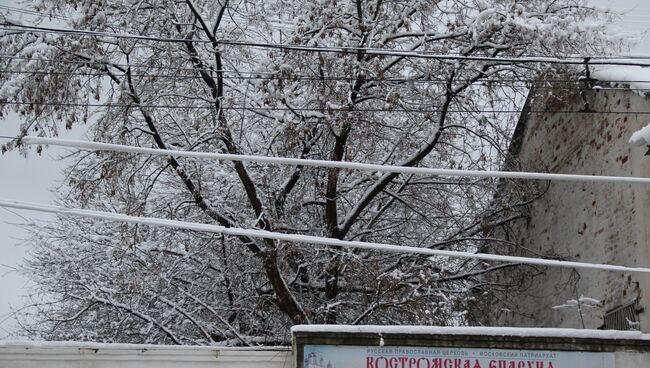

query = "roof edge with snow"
[[291, 325, 650, 341]]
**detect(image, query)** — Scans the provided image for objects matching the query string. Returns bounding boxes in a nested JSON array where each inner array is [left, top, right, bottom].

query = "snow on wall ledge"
[[0, 341, 291, 368]]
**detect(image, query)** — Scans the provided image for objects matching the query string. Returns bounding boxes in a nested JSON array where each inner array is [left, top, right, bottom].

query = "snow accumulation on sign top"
[[291, 325, 650, 340]]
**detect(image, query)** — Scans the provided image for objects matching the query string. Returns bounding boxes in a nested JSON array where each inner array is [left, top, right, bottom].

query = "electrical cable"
[[1, 68, 650, 91], [1, 197, 650, 274], [3, 54, 650, 87], [18, 137, 650, 186], [0, 5, 68, 20], [4, 23, 650, 67], [4, 101, 650, 115]]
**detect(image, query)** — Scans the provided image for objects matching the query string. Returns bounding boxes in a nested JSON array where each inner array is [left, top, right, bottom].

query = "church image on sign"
[[304, 351, 336, 368]]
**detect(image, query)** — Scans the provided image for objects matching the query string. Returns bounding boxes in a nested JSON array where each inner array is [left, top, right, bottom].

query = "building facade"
[[482, 84, 650, 332]]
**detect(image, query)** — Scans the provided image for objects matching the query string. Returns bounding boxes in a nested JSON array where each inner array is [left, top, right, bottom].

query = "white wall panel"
[[0, 342, 292, 368]]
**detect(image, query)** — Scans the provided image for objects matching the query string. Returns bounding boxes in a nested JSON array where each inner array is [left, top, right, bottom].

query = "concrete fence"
[[0, 342, 293, 368]]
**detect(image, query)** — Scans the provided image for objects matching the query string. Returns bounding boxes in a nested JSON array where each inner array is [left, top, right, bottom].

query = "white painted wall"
[[0, 342, 292, 368]]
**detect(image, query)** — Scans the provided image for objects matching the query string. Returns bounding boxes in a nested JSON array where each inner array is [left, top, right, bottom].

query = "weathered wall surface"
[[486, 87, 650, 331], [0, 342, 292, 368]]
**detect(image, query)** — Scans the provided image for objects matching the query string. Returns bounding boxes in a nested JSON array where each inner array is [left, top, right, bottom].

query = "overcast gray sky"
[[1, 0, 650, 339]]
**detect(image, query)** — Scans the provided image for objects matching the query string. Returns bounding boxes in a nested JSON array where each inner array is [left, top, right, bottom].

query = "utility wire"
[[19, 137, 650, 185], [0, 5, 68, 20], [4, 101, 650, 115], [3, 54, 650, 86], [4, 23, 650, 67], [0, 57, 604, 83], [1, 68, 650, 90], [2, 197, 650, 274], [0, 67, 543, 84], [3, 101, 507, 113]]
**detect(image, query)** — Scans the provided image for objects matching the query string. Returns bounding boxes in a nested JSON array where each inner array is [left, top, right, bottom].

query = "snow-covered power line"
[[3, 68, 650, 90], [0, 5, 68, 20], [4, 54, 650, 85], [20, 137, 650, 185], [4, 22, 650, 67], [7, 101, 650, 115], [1, 198, 649, 274]]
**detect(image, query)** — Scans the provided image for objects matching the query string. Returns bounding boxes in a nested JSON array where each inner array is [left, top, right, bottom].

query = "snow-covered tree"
[[1, 0, 617, 344]]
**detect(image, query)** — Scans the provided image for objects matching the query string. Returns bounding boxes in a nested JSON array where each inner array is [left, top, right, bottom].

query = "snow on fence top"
[[0, 340, 290, 350]]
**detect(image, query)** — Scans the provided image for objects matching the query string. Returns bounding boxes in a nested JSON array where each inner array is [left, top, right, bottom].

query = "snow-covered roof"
[[291, 325, 650, 340]]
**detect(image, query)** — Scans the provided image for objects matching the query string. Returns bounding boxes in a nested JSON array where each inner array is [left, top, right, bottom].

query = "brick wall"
[[484, 87, 650, 331]]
